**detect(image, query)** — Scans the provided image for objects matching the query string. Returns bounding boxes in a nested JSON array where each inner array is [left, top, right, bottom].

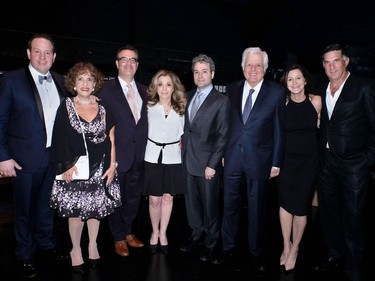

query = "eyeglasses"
[[117, 57, 138, 64]]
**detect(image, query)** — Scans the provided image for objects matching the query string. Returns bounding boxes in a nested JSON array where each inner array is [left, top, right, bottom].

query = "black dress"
[[277, 98, 319, 216]]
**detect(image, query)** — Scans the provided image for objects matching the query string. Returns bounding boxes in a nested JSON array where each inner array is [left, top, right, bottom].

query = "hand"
[[205, 167, 216, 180], [102, 166, 116, 186], [63, 166, 78, 182], [0, 159, 22, 177], [269, 167, 280, 178]]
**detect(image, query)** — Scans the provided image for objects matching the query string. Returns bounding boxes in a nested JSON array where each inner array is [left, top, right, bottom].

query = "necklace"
[[163, 104, 172, 114], [76, 96, 92, 105]]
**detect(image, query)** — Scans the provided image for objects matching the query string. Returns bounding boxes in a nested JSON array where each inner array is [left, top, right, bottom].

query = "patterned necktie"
[[190, 91, 202, 122], [127, 84, 139, 123], [242, 88, 255, 122], [38, 74, 52, 84]]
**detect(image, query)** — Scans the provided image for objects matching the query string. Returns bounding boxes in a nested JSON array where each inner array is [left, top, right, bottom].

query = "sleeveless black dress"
[[277, 98, 319, 216]]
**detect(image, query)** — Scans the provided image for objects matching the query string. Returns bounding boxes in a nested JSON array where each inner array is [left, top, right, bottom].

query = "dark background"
[[1, 0, 374, 90]]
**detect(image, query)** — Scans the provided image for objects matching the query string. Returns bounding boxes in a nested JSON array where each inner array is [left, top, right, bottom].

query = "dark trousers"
[[221, 168, 270, 257], [184, 170, 221, 249], [109, 165, 143, 241], [319, 150, 368, 280], [13, 148, 57, 260]]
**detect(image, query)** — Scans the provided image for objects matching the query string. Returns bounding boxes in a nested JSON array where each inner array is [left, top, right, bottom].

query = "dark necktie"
[[190, 91, 202, 122], [242, 89, 255, 122], [38, 74, 52, 84]]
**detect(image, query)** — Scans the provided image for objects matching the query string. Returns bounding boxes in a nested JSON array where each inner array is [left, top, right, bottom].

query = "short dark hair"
[[27, 33, 55, 53], [322, 43, 349, 60], [116, 45, 139, 60]]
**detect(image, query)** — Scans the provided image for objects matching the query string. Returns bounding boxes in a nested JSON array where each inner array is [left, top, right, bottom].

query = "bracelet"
[[111, 161, 118, 167]]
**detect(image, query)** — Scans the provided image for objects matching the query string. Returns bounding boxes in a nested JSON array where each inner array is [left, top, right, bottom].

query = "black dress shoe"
[[211, 250, 233, 265], [19, 260, 38, 279], [89, 258, 100, 269], [180, 237, 202, 252], [43, 248, 70, 260], [312, 256, 342, 272], [200, 247, 215, 262], [160, 244, 169, 255], [149, 244, 158, 254], [251, 255, 268, 273], [72, 263, 85, 274]]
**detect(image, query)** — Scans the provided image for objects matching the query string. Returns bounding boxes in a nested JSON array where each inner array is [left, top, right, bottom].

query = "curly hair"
[[147, 69, 187, 116], [64, 62, 105, 96]]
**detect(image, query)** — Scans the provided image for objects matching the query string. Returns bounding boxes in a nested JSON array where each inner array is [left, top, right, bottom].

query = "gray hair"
[[241, 47, 269, 71]]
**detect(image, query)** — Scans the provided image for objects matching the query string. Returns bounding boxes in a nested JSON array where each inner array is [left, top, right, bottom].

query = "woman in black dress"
[[277, 64, 321, 271]]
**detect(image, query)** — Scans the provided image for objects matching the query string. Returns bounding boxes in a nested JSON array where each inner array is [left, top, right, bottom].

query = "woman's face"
[[75, 73, 96, 97], [286, 69, 306, 95], [156, 75, 174, 102]]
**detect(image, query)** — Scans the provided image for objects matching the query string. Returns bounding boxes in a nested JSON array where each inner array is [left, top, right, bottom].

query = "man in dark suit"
[[312, 43, 375, 281], [180, 54, 230, 262], [0, 33, 69, 278], [211, 47, 286, 274], [97, 45, 148, 257]]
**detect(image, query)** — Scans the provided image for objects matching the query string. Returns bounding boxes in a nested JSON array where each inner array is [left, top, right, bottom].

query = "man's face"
[[27, 38, 56, 75]]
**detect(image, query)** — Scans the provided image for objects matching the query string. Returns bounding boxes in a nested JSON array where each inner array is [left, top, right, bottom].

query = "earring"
[[74, 87, 76, 90]]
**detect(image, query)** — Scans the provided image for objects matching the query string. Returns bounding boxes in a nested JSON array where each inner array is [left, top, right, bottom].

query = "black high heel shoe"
[[72, 264, 85, 274], [149, 244, 158, 254], [89, 258, 100, 269], [160, 245, 169, 255]]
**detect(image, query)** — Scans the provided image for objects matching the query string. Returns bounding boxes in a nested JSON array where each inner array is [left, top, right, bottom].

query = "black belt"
[[147, 138, 179, 149]]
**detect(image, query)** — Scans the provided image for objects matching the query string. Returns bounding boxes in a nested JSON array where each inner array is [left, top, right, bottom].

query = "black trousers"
[[318, 149, 368, 280]]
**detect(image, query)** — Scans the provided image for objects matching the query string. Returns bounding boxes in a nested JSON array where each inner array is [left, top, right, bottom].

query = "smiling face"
[[193, 62, 214, 89], [27, 38, 56, 75], [242, 53, 266, 87], [116, 49, 139, 82], [286, 69, 306, 95], [322, 50, 349, 83], [156, 75, 174, 102], [75, 72, 96, 98]]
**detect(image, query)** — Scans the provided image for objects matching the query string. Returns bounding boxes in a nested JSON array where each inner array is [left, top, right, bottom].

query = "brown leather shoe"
[[126, 234, 144, 248], [114, 240, 129, 257]]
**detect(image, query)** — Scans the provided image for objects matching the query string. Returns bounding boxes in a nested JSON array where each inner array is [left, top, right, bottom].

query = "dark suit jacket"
[[96, 78, 148, 173], [318, 74, 375, 173], [224, 79, 286, 179], [182, 88, 230, 176], [0, 67, 68, 173]]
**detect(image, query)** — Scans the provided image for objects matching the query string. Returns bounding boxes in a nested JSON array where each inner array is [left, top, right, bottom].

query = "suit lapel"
[[192, 89, 217, 121], [235, 82, 245, 123], [50, 72, 67, 101], [114, 78, 131, 110], [24, 67, 45, 126], [326, 76, 351, 122], [186, 91, 195, 123]]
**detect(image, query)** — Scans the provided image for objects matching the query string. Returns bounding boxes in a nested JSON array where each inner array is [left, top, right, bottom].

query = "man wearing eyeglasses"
[[97, 45, 148, 257]]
